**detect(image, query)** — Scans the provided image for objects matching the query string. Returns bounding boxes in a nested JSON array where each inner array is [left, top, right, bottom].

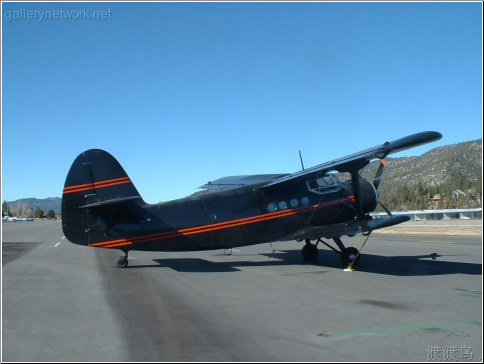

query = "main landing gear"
[[117, 249, 129, 268], [301, 238, 360, 266]]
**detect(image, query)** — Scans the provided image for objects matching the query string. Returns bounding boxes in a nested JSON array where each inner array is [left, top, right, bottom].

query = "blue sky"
[[2, 2, 482, 204]]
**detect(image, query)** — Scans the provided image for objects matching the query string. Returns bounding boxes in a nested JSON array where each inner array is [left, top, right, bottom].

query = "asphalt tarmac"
[[2, 220, 482, 362]]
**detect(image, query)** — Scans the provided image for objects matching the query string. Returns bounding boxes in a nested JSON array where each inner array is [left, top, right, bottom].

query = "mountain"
[[361, 139, 482, 188], [3, 139, 482, 216], [4, 197, 62, 216], [360, 139, 482, 210]]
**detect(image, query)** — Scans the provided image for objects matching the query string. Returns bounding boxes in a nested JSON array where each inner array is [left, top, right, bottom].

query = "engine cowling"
[[356, 178, 378, 214]]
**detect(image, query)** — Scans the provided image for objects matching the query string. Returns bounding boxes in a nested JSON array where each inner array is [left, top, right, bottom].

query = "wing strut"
[[350, 170, 363, 219], [346, 158, 373, 221]]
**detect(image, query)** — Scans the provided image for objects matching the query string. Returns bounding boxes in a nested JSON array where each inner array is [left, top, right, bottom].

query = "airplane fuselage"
[[86, 175, 377, 252]]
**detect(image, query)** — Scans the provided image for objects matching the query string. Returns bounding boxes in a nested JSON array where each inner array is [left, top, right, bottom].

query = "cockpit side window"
[[324, 176, 335, 186], [306, 173, 341, 194]]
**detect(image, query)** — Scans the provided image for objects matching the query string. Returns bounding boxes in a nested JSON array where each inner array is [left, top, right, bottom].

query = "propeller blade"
[[373, 159, 386, 190]]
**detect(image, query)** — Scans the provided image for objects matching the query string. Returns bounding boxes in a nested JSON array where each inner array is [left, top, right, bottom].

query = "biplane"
[[62, 131, 442, 268]]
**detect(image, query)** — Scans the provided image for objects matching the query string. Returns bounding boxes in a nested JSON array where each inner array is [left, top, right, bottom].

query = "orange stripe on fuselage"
[[89, 196, 355, 249], [63, 177, 131, 194]]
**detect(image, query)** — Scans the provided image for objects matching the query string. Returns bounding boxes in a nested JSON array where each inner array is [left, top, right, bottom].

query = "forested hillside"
[[361, 139, 482, 211]]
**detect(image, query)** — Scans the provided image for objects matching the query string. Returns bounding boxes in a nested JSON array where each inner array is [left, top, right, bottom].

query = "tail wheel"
[[341, 247, 360, 266], [117, 256, 128, 268]]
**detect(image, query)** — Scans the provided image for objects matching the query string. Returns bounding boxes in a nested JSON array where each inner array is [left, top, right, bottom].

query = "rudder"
[[62, 149, 145, 246]]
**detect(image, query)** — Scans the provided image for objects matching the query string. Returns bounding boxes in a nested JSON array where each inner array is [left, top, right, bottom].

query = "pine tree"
[[46, 210, 56, 219]]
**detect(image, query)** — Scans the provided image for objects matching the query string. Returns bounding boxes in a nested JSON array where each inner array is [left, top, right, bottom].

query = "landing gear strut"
[[300, 237, 360, 266], [117, 249, 129, 268]]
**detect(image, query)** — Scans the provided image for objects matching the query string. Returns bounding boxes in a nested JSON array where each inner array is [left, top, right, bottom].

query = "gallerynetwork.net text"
[[4, 9, 112, 22]]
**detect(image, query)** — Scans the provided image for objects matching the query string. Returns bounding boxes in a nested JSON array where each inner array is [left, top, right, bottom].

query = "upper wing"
[[262, 131, 442, 189], [198, 131, 441, 192], [199, 174, 290, 191]]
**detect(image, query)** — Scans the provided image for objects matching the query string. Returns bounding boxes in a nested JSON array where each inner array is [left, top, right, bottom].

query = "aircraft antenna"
[[299, 150, 305, 170]]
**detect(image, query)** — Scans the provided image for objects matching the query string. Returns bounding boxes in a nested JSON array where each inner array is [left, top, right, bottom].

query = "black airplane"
[[62, 131, 442, 268]]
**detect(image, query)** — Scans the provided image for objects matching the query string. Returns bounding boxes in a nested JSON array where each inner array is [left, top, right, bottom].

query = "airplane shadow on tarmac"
[[129, 249, 482, 276]]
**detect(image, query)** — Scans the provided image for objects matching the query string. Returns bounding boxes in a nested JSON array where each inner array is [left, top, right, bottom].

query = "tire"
[[117, 257, 128, 268], [302, 243, 319, 262], [341, 247, 360, 266]]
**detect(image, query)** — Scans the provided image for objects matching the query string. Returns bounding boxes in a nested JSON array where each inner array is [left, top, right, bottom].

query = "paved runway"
[[2, 220, 482, 361]]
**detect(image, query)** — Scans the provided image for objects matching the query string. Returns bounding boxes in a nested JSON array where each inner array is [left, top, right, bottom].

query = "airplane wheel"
[[341, 247, 360, 266], [302, 243, 319, 262], [117, 257, 128, 268]]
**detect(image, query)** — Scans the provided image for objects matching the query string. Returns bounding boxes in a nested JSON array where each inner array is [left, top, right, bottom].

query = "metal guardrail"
[[371, 208, 482, 220]]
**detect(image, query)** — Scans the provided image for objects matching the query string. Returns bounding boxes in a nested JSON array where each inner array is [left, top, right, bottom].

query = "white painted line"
[[55, 242, 61, 247], [61, 236, 66, 240]]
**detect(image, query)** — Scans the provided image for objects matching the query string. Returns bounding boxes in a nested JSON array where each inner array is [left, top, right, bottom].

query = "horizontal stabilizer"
[[79, 196, 143, 209]]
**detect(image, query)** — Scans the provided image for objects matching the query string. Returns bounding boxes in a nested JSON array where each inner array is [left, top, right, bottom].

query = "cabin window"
[[267, 203, 277, 212], [306, 174, 341, 194], [316, 177, 327, 187], [324, 176, 336, 186], [307, 179, 320, 191], [290, 199, 299, 208], [278, 201, 288, 210], [301, 197, 309, 205]]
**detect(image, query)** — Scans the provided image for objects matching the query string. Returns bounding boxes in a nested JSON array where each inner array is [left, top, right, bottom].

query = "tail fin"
[[62, 149, 146, 246]]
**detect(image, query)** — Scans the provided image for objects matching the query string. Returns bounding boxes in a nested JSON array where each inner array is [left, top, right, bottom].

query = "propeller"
[[372, 159, 386, 191], [372, 159, 393, 216]]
